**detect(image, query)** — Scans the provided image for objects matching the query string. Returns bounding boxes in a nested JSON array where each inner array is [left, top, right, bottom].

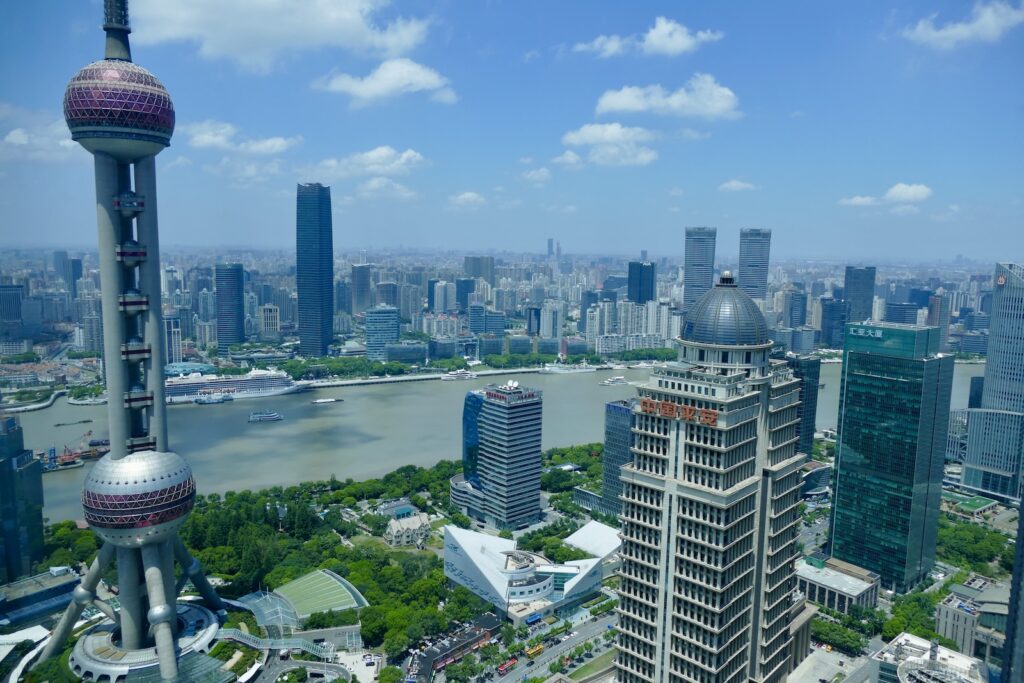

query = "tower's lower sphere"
[[83, 450, 195, 547], [63, 59, 175, 161]]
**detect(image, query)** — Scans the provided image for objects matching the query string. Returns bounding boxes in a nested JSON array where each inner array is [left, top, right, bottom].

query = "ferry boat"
[[628, 361, 655, 369], [194, 393, 234, 405], [165, 368, 302, 404], [248, 411, 283, 423], [42, 460, 85, 474], [601, 376, 628, 386], [311, 397, 342, 404], [539, 361, 597, 374], [441, 369, 479, 381]]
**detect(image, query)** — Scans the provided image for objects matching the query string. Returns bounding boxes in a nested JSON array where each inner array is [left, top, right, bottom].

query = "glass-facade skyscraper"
[[214, 262, 244, 355], [296, 183, 333, 357], [364, 305, 399, 362], [350, 263, 373, 314], [738, 227, 771, 300], [844, 266, 876, 323], [626, 261, 656, 305], [683, 226, 716, 312], [600, 399, 634, 516], [0, 416, 44, 583], [830, 322, 953, 592]]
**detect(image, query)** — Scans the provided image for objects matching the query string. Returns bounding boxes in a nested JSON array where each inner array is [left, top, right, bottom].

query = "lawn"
[[569, 649, 616, 681]]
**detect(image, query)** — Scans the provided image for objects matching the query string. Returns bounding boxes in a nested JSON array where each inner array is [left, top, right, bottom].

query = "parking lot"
[[789, 645, 869, 683]]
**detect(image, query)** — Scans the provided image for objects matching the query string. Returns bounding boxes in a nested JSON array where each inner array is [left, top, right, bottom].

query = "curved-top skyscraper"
[[37, 2, 226, 681]]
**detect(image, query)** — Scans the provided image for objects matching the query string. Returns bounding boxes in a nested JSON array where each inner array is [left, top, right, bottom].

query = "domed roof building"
[[681, 271, 770, 347]]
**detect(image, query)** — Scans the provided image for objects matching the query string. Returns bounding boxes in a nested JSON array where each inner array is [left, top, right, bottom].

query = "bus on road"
[[526, 644, 545, 659], [497, 658, 518, 676]]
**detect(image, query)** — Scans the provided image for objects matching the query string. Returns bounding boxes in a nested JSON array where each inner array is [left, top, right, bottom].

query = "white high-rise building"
[[616, 272, 814, 683]]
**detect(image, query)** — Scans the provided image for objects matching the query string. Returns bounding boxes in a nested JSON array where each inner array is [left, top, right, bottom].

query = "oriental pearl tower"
[[36, 1, 226, 681]]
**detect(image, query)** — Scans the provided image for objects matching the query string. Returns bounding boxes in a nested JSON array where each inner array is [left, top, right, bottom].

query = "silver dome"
[[682, 273, 770, 346], [82, 450, 195, 547]]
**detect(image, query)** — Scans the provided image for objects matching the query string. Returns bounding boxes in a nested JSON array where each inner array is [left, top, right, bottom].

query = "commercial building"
[[935, 574, 1008, 669], [738, 228, 771, 301], [682, 226, 716, 312], [820, 297, 848, 349], [455, 277, 476, 313], [886, 302, 921, 325], [600, 399, 633, 516], [844, 266, 876, 323], [442, 526, 601, 625], [870, 632, 988, 683], [364, 305, 399, 362], [1005, 505, 1024, 679], [410, 614, 503, 683], [782, 353, 820, 455], [464, 255, 495, 285], [616, 272, 813, 683], [830, 322, 953, 593], [0, 416, 43, 583], [0, 568, 79, 627], [450, 382, 543, 530], [802, 461, 832, 498], [350, 263, 373, 314], [215, 262, 245, 355], [296, 182, 334, 357], [627, 261, 656, 305], [795, 556, 879, 615]]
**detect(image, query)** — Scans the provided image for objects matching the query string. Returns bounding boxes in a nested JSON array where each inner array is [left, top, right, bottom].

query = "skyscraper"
[[885, 302, 920, 324], [365, 305, 399, 362], [351, 263, 373, 314], [599, 399, 634, 516], [296, 182, 334, 357], [0, 416, 43, 583], [784, 353, 821, 455], [547, 237, 554, 257], [844, 266, 876, 323], [626, 261, 656, 305], [738, 227, 772, 300], [784, 287, 808, 327], [215, 262, 244, 355], [961, 264, 1024, 503], [820, 297, 848, 349], [683, 226, 716, 311], [40, 3, 225, 678], [1005, 506, 1024, 680], [927, 294, 951, 352], [455, 277, 476, 312], [830, 322, 953, 592], [464, 255, 495, 285], [450, 381, 543, 530], [617, 272, 812, 683]]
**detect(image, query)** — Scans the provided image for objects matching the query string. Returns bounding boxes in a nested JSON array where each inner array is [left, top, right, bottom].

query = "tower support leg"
[[142, 541, 179, 681], [173, 537, 225, 612], [117, 547, 146, 650]]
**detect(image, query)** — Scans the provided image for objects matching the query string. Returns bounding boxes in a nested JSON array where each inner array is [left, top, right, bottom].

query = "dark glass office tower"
[[844, 266, 876, 323], [351, 263, 373, 314], [600, 399, 634, 515], [626, 261, 656, 305], [820, 297, 848, 349], [738, 227, 771, 300], [462, 391, 485, 488], [455, 277, 476, 313], [296, 183, 334, 357], [1006, 508, 1024, 680], [214, 263, 244, 355], [885, 302, 919, 324], [0, 416, 44, 583], [784, 354, 821, 455], [830, 322, 953, 592], [683, 227, 716, 311]]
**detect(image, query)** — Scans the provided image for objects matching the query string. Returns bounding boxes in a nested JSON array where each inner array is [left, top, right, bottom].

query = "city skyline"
[[1, 2, 1022, 258]]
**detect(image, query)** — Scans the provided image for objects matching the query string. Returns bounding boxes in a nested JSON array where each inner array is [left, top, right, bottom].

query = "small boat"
[[311, 397, 342, 404], [88, 438, 110, 448], [42, 460, 86, 474], [248, 411, 283, 423], [601, 376, 628, 386], [54, 419, 93, 427], [441, 369, 479, 381], [195, 393, 233, 405], [628, 361, 655, 369]]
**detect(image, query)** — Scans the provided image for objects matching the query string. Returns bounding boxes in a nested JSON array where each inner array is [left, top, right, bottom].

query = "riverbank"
[[2, 389, 64, 413]]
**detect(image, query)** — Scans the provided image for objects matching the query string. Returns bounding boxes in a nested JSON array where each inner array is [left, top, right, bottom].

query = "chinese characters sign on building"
[[640, 398, 718, 426]]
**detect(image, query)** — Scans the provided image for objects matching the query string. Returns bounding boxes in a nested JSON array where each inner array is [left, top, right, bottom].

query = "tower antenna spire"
[[103, 0, 132, 61]]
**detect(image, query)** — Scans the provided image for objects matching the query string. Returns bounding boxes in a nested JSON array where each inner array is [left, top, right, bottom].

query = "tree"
[[549, 662, 561, 675], [384, 632, 411, 660], [379, 667, 404, 683]]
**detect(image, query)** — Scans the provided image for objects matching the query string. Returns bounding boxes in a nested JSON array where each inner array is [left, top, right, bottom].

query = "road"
[[505, 613, 616, 682], [798, 516, 830, 553], [255, 655, 352, 682]]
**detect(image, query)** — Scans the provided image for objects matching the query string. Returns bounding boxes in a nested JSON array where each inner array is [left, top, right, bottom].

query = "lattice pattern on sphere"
[[83, 477, 196, 529], [64, 60, 174, 138]]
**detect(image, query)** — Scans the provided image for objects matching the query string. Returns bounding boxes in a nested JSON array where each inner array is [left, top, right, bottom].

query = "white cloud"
[[313, 58, 455, 106], [182, 120, 301, 155], [838, 195, 880, 206], [519, 156, 535, 165], [303, 146, 424, 180], [573, 17, 721, 58], [561, 123, 658, 167], [668, 187, 685, 197], [678, 128, 711, 140], [546, 204, 577, 214], [718, 179, 756, 192], [903, 1, 1024, 50], [521, 167, 551, 186], [551, 150, 584, 168], [931, 204, 962, 222], [449, 191, 487, 209], [203, 157, 283, 187], [132, 0, 430, 72], [498, 198, 523, 210], [596, 74, 740, 120], [163, 156, 193, 170], [0, 104, 78, 164], [669, 206, 681, 213], [890, 204, 920, 216], [641, 17, 723, 55], [357, 176, 415, 200], [573, 34, 633, 58], [883, 182, 933, 203]]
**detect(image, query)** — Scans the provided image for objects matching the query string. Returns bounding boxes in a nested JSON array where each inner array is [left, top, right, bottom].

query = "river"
[[20, 362, 985, 523]]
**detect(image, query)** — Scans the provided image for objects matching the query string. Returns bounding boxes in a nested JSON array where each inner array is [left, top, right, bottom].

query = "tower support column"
[[142, 541, 179, 680], [117, 547, 145, 650]]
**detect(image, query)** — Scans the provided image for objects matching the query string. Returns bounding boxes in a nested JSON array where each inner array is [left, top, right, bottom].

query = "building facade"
[[830, 322, 953, 592], [844, 266, 876, 324], [738, 228, 771, 301], [683, 227, 716, 312], [450, 382, 543, 530], [214, 262, 244, 355], [350, 263, 373, 314], [616, 272, 811, 683], [0, 416, 44, 584], [364, 305, 399, 362], [296, 183, 334, 357], [627, 261, 657, 305]]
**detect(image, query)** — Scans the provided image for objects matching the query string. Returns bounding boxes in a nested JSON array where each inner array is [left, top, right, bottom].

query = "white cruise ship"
[[539, 361, 597, 374], [441, 369, 478, 381], [165, 368, 302, 404]]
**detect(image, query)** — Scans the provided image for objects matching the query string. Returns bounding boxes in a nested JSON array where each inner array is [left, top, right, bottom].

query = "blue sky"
[[0, 0, 1021, 260]]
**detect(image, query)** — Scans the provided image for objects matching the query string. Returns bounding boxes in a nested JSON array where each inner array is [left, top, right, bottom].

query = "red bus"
[[497, 658, 518, 676]]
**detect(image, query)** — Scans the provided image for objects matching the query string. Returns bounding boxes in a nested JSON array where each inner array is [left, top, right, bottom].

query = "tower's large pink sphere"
[[64, 59, 174, 161]]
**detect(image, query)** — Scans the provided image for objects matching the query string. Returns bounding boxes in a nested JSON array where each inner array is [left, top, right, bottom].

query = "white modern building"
[[870, 632, 988, 683], [442, 526, 602, 626]]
